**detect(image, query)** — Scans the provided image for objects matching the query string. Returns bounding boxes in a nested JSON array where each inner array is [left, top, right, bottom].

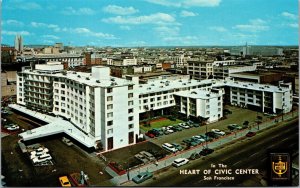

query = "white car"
[[179, 123, 190, 129], [164, 129, 174, 134], [6, 125, 20, 131], [172, 158, 189, 167], [211, 129, 226, 136], [192, 136, 205, 142], [162, 143, 178, 153], [32, 153, 52, 164]]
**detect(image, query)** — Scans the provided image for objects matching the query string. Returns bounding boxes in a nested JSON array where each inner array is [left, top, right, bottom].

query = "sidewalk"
[[109, 110, 298, 185]]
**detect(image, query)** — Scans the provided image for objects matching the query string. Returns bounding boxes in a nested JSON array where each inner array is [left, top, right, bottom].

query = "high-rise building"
[[14, 35, 23, 52]]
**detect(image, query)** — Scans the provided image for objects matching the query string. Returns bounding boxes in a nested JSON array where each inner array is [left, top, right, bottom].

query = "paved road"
[[134, 118, 299, 186]]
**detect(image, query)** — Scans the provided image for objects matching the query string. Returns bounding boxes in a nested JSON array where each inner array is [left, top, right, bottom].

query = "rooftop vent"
[[78, 75, 81, 78], [111, 78, 115, 81], [86, 77, 90, 80], [96, 80, 100, 83]]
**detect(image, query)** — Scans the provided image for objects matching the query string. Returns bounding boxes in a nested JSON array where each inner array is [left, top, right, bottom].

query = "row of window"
[[107, 124, 134, 135]]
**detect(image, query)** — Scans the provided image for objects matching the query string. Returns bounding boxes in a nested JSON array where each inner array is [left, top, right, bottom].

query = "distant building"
[[54, 43, 64, 50], [213, 65, 257, 80], [1, 71, 17, 97], [14, 35, 23, 52], [230, 46, 284, 57], [187, 60, 214, 80]]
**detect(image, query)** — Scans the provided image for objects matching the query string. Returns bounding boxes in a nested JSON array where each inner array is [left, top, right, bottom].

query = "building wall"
[[1, 85, 16, 97]]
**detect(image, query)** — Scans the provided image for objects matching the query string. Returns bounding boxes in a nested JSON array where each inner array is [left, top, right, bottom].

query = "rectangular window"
[[107, 112, 113, 118], [128, 108, 133, 113], [128, 93, 133, 98], [107, 88, 113, 93], [128, 85, 133, 90], [107, 104, 113, 109], [107, 129, 113, 134], [128, 101, 133, 106], [107, 96, 113, 101], [128, 124, 134, 129], [61, 97, 65, 101], [107, 120, 113, 126], [128, 116, 133, 121]]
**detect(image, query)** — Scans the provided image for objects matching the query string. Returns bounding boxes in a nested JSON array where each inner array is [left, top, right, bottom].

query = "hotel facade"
[[14, 62, 293, 151]]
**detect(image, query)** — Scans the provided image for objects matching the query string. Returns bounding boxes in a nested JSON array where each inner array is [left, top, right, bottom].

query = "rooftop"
[[175, 88, 222, 99], [9, 104, 95, 148], [22, 66, 133, 88]]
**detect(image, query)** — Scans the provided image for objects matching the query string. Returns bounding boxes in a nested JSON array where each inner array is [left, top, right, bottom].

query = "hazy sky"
[[2, 0, 298, 47]]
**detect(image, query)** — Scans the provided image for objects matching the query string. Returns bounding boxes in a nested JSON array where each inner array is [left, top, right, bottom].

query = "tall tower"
[[14, 35, 23, 52]]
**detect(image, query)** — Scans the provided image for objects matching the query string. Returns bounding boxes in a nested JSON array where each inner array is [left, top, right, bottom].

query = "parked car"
[[199, 148, 214, 156], [205, 132, 220, 139], [172, 126, 183, 132], [132, 171, 153, 184], [140, 151, 156, 161], [227, 124, 242, 131], [246, 131, 256, 137], [211, 129, 226, 136], [172, 143, 183, 151], [32, 153, 52, 164], [162, 143, 178, 153], [199, 135, 213, 142], [192, 123, 200, 127], [172, 158, 189, 167], [179, 123, 190, 129], [164, 129, 174, 135], [59, 176, 71, 187], [192, 136, 205, 143], [6, 125, 20, 131], [145, 131, 155, 138], [151, 129, 163, 136]]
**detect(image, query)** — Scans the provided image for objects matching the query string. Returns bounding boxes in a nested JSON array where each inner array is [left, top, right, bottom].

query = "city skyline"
[[2, 0, 299, 47]]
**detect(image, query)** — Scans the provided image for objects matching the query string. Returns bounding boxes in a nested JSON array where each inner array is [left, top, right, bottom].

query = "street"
[[138, 118, 299, 187]]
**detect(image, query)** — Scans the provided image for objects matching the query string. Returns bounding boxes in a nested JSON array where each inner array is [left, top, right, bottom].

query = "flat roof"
[[138, 78, 213, 95], [9, 104, 95, 148], [22, 69, 133, 88], [175, 89, 221, 99]]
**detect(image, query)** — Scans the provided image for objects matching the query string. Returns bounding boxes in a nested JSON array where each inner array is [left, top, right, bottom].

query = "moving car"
[[59, 176, 71, 187], [132, 171, 153, 184], [211, 129, 226, 136], [200, 148, 214, 156], [172, 158, 189, 167], [162, 143, 178, 153], [189, 152, 200, 160], [246, 131, 256, 137], [227, 124, 242, 131]]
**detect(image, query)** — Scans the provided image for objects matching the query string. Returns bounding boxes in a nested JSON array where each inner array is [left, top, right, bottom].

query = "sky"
[[2, 0, 299, 47]]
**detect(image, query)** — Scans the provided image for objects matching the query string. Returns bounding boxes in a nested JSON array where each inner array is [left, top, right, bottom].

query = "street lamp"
[[281, 104, 285, 121]]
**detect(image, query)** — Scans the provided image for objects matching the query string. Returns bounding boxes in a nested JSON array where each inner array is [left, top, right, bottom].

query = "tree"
[[243, 121, 249, 127]]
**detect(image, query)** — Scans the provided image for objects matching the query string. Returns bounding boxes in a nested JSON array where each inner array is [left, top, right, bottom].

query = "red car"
[[145, 132, 155, 138], [246, 131, 256, 137]]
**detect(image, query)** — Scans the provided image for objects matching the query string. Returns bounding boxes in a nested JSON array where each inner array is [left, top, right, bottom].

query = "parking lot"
[[1, 111, 113, 187], [147, 105, 268, 148]]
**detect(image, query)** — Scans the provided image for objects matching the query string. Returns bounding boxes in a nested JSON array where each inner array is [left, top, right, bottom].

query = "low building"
[[1, 71, 17, 97], [174, 88, 223, 123]]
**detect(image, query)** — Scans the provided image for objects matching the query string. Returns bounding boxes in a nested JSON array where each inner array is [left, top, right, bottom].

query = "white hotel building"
[[13, 62, 293, 151], [16, 62, 139, 151]]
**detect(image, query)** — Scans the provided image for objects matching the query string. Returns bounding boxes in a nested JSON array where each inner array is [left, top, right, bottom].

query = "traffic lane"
[[141, 119, 298, 187], [191, 134, 298, 187], [178, 124, 298, 187]]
